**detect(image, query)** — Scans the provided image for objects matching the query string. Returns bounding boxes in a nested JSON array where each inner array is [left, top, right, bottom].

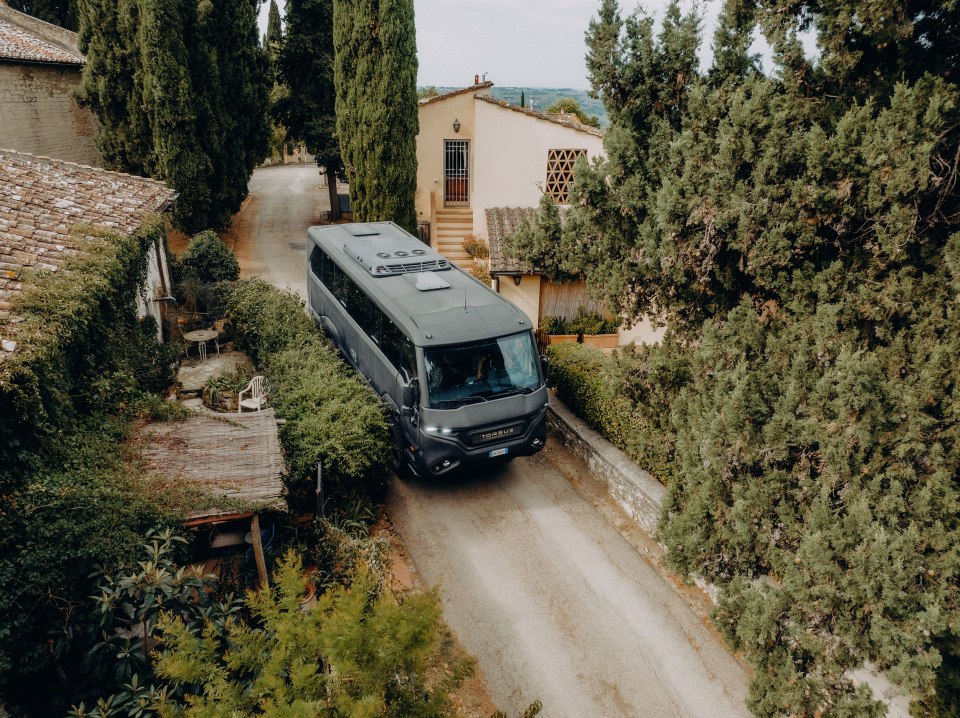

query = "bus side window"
[[310, 246, 323, 279], [331, 263, 347, 306], [320, 249, 335, 289], [400, 336, 417, 380], [381, 317, 404, 371]]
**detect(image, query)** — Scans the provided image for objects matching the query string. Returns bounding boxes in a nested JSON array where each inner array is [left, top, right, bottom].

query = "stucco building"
[[416, 81, 606, 328], [0, 3, 99, 166]]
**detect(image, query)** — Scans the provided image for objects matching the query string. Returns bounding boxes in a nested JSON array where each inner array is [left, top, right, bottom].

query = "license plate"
[[488, 447, 509, 458]]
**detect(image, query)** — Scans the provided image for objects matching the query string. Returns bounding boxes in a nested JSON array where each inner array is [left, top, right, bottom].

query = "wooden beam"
[[251, 513, 269, 589]]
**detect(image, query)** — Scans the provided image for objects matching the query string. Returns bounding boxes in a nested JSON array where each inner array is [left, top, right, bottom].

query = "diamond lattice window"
[[545, 148, 587, 204]]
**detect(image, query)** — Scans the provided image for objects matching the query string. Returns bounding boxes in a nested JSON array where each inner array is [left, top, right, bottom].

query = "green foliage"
[[333, 0, 419, 233], [538, 316, 569, 335], [417, 85, 439, 99], [546, 340, 688, 482], [8, 0, 77, 28], [0, 218, 172, 466], [150, 551, 471, 717], [175, 230, 240, 284], [462, 234, 490, 259], [277, 0, 344, 181], [503, 194, 578, 282], [73, 530, 242, 709], [75, 0, 271, 232], [0, 418, 176, 713], [224, 279, 391, 506], [544, 97, 600, 128], [533, 0, 960, 712]]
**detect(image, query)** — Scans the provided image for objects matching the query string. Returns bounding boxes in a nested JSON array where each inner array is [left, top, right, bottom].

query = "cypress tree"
[[8, 0, 77, 29], [279, 0, 343, 218], [265, 0, 282, 64], [76, 0, 270, 232], [520, 89, 525, 108], [333, 0, 418, 234]]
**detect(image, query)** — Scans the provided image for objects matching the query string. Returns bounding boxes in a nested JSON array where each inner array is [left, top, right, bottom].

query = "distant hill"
[[424, 86, 608, 129]]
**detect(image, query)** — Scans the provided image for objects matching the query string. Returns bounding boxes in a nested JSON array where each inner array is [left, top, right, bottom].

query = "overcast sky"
[[259, 1, 761, 90]]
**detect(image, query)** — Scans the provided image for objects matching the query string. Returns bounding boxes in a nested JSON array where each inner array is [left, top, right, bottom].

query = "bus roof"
[[307, 222, 532, 347]]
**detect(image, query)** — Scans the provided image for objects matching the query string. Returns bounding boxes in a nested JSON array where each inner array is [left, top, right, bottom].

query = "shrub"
[[546, 337, 690, 483], [567, 311, 620, 336], [175, 230, 240, 284], [224, 279, 390, 507], [462, 234, 490, 259], [539, 315, 572, 335]]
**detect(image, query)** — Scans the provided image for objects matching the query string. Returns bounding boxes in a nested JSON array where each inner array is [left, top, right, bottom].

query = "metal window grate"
[[444, 140, 470, 205]]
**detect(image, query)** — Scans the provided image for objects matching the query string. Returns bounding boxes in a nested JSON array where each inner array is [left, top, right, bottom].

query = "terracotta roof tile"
[[474, 95, 604, 137], [0, 148, 176, 362], [418, 81, 494, 106], [485, 207, 539, 275], [0, 5, 85, 64]]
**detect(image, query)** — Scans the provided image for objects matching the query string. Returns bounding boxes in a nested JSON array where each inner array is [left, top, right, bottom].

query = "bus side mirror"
[[402, 378, 419, 409], [540, 355, 550, 383]]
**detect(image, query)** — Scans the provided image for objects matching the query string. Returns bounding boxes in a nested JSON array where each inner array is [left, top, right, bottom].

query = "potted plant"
[[578, 313, 621, 348], [540, 315, 578, 344], [203, 368, 252, 411]]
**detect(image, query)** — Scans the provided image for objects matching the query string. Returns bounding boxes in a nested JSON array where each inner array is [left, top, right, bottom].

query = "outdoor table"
[[183, 328, 219, 361]]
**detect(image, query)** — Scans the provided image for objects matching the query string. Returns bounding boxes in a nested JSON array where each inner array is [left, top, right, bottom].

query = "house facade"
[[415, 81, 604, 324], [0, 4, 99, 166]]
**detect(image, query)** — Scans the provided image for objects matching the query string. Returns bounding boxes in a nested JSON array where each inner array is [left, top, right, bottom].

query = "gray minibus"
[[306, 221, 549, 477]]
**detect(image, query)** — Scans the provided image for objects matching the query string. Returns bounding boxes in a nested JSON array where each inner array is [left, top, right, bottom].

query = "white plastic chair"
[[238, 376, 268, 413]]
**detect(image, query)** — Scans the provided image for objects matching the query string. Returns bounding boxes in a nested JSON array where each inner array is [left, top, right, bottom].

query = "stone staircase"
[[432, 207, 474, 269]]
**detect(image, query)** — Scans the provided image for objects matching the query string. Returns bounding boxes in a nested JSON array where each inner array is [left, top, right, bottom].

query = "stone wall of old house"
[[0, 63, 99, 166]]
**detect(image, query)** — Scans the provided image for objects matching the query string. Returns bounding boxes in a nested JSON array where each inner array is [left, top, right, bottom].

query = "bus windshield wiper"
[[494, 387, 534, 399]]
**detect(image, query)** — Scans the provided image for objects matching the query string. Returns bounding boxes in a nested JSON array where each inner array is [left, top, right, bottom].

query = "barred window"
[[545, 148, 587, 204]]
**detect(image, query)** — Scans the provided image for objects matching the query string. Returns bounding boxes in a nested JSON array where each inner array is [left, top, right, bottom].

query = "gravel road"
[[234, 164, 752, 718]]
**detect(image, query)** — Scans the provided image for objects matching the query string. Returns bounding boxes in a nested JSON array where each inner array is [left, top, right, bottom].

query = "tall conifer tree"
[[507, 0, 960, 713], [279, 0, 343, 218], [333, 0, 418, 234], [76, 0, 270, 232]]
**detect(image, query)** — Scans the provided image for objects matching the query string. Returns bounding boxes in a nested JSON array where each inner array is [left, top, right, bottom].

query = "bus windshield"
[[424, 332, 540, 409]]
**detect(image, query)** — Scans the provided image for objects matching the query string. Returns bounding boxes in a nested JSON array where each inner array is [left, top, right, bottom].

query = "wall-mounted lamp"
[[512, 275, 522, 286], [453, 118, 461, 133]]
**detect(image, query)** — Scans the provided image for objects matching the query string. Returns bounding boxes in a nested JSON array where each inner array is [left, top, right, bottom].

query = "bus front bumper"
[[412, 407, 548, 477]]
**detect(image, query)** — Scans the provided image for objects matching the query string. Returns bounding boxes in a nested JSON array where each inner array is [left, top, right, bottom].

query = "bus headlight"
[[424, 426, 455, 435]]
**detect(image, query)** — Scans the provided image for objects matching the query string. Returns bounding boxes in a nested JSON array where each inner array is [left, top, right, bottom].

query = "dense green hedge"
[[546, 339, 688, 483], [0, 218, 181, 712], [224, 279, 390, 506]]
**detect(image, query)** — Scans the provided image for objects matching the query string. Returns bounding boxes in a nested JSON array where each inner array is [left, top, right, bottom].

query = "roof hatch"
[[404, 272, 451, 291]]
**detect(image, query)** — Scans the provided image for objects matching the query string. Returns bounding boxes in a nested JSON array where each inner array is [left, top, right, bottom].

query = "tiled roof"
[[474, 95, 604, 137], [0, 5, 85, 64], [0, 149, 176, 361], [486, 206, 539, 275], [419, 81, 494, 105]]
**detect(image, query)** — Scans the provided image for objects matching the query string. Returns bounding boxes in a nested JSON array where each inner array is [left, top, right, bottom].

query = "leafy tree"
[[417, 85, 439, 99], [75, 0, 271, 232], [7, 0, 77, 29], [544, 97, 600, 128], [176, 230, 240, 283], [333, 0, 419, 234], [278, 0, 344, 218]]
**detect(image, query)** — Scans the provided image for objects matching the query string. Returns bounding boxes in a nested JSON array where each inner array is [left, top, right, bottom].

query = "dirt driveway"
[[230, 164, 752, 717]]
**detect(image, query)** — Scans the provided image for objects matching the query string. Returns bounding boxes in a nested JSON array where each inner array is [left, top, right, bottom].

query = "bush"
[[546, 337, 689, 483], [462, 234, 490, 259], [224, 279, 390, 507], [539, 315, 572, 334], [175, 230, 240, 284], [567, 312, 620, 336]]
